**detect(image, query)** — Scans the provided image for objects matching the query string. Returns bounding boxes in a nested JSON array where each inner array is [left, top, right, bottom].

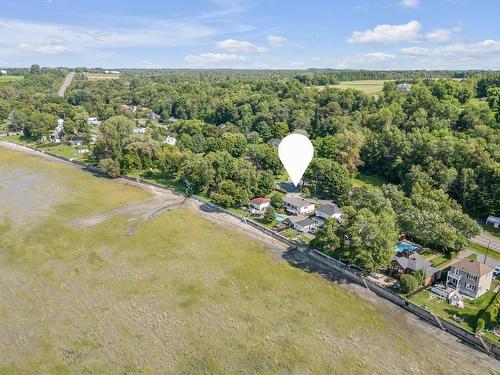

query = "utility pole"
[[483, 240, 491, 264]]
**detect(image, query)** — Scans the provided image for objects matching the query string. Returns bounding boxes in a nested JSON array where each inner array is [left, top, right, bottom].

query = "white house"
[[133, 127, 147, 134], [315, 203, 342, 221], [293, 218, 317, 233], [87, 117, 102, 126], [164, 136, 177, 145], [168, 116, 177, 124], [50, 120, 64, 143], [76, 147, 90, 154], [283, 195, 315, 215], [0, 70, 7, 75], [147, 112, 161, 121], [250, 197, 270, 212], [396, 83, 412, 92], [486, 215, 500, 229]]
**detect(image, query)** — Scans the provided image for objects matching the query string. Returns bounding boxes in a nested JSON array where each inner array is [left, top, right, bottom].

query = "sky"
[[1, 0, 499, 69]]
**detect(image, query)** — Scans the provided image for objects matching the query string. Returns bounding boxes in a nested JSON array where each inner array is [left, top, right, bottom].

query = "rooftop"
[[283, 195, 314, 208], [316, 203, 341, 216], [451, 258, 494, 277], [251, 197, 270, 205]]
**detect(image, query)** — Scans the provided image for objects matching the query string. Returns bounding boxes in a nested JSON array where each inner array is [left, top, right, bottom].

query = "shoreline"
[[1, 140, 499, 367]]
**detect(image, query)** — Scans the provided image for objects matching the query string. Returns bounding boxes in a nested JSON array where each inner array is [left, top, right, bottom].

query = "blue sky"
[[1, 0, 499, 69]]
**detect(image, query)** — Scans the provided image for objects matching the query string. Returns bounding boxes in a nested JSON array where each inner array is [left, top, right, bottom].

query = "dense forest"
[[1, 67, 498, 269]]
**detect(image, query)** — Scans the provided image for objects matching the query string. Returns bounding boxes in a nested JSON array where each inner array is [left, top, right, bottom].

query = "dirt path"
[[58, 71, 75, 97]]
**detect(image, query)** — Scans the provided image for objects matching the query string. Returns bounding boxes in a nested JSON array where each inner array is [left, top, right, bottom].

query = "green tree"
[[400, 274, 419, 294], [99, 158, 121, 178], [263, 206, 276, 224], [30, 64, 41, 75], [93, 115, 134, 161], [304, 158, 352, 204]]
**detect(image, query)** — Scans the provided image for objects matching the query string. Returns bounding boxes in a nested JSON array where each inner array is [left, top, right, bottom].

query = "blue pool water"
[[396, 241, 418, 252], [275, 213, 287, 222]]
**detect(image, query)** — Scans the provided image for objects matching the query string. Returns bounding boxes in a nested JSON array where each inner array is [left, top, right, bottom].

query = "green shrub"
[[400, 274, 419, 294], [475, 293, 500, 332]]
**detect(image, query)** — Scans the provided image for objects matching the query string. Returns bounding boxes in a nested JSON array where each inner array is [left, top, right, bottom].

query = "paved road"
[[58, 71, 75, 97], [471, 231, 500, 253], [455, 248, 500, 269]]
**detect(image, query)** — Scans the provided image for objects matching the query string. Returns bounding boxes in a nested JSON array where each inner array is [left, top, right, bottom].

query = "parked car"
[[493, 266, 500, 278]]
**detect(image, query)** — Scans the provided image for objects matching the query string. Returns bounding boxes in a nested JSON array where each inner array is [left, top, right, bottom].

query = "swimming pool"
[[275, 213, 287, 222], [396, 241, 418, 252]]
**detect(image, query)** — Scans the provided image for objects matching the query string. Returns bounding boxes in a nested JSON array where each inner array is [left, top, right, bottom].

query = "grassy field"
[[332, 80, 388, 94], [1, 135, 89, 161], [352, 172, 387, 189], [0, 147, 498, 374], [84, 72, 120, 81], [0, 76, 24, 84]]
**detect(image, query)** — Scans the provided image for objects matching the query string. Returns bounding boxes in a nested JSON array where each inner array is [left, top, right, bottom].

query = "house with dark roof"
[[390, 250, 437, 286], [293, 218, 316, 233], [446, 258, 494, 299], [486, 215, 500, 229]]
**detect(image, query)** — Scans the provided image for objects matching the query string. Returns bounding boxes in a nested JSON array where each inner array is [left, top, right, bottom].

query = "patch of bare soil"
[[70, 186, 186, 235]]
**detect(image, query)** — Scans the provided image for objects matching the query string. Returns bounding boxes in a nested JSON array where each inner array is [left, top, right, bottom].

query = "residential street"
[[471, 231, 500, 253]]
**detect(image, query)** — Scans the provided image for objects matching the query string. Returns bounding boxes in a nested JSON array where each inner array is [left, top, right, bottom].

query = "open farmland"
[[84, 72, 121, 80], [332, 80, 388, 94], [0, 145, 498, 374], [0, 76, 24, 84]]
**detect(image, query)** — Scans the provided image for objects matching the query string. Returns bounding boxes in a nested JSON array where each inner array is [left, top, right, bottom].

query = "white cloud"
[[401, 39, 500, 56], [216, 39, 266, 53], [365, 52, 397, 60], [425, 26, 461, 42], [17, 43, 72, 54], [0, 18, 215, 56], [347, 20, 422, 44], [184, 53, 246, 65], [399, 0, 419, 8], [267, 35, 286, 46]]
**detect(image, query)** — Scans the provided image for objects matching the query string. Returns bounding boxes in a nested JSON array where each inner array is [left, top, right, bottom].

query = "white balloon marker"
[[278, 133, 314, 187]]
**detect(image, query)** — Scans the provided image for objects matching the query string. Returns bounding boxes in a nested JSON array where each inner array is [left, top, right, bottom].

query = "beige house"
[[446, 259, 494, 299]]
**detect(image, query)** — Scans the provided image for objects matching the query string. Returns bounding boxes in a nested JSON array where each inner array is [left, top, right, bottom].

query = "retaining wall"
[[302, 247, 500, 359]]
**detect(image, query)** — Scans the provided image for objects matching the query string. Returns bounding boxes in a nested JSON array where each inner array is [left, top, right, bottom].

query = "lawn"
[[0, 146, 498, 374], [352, 172, 387, 189], [409, 280, 500, 343], [481, 224, 500, 239], [332, 80, 388, 95], [84, 72, 120, 81], [1, 136, 90, 161], [0, 76, 24, 84], [469, 242, 500, 262]]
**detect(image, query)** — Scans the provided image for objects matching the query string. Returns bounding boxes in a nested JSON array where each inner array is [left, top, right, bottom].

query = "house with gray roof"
[[446, 258, 494, 299], [315, 203, 342, 221], [390, 249, 438, 286], [283, 195, 315, 215]]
